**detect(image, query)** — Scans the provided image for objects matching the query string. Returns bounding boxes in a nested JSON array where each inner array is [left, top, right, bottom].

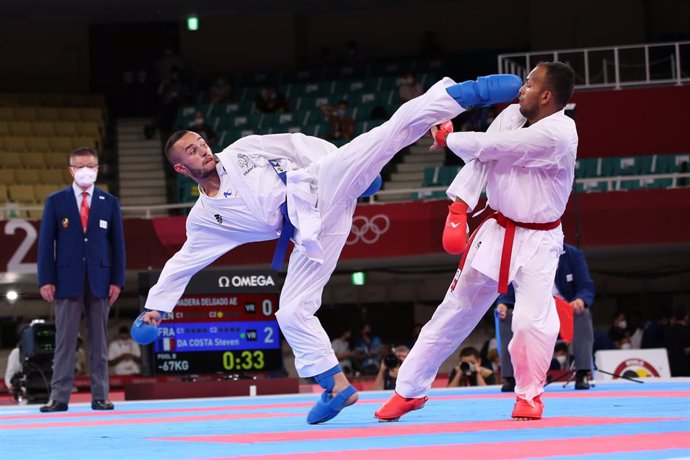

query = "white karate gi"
[[144, 77, 464, 377], [396, 104, 578, 402]]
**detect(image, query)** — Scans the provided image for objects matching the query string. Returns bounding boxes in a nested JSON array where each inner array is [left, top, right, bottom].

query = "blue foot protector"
[[130, 311, 160, 345], [446, 74, 522, 108], [307, 384, 357, 424], [359, 174, 382, 198], [313, 364, 342, 391]]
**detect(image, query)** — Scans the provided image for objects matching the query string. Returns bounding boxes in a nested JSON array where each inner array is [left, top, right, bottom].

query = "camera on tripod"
[[15, 320, 56, 404]]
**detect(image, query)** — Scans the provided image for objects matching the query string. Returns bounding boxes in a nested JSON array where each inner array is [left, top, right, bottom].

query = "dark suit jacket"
[[38, 186, 126, 299], [497, 244, 595, 308]]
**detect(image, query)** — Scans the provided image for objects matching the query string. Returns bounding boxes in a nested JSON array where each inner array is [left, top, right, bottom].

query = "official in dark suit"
[[496, 244, 595, 390], [37, 147, 125, 412]]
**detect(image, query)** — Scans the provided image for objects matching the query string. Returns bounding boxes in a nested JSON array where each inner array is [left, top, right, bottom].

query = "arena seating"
[[0, 93, 109, 219]]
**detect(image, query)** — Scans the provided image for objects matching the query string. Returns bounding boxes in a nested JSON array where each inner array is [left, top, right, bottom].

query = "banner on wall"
[[594, 348, 671, 380]]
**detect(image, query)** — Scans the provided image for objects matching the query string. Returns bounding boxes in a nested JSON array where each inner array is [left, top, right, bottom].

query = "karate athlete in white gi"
[[376, 61, 578, 422], [132, 73, 523, 424]]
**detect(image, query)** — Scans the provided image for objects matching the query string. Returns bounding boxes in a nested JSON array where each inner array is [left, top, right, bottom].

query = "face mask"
[[194, 117, 204, 125], [556, 355, 567, 365], [617, 321, 627, 329], [621, 343, 632, 350], [74, 167, 97, 188], [337, 109, 346, 116]]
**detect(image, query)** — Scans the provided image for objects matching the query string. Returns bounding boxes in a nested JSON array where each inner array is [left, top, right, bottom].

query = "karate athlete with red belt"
[[376, 61, 578, 422], [129, 74, 522, 424]]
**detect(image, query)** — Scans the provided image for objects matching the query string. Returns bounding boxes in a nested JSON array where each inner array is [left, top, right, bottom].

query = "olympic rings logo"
[[346, 214, 390, 245]]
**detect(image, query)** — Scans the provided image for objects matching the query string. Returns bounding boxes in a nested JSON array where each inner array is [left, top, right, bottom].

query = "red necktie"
[[80, 191, 90, 232]]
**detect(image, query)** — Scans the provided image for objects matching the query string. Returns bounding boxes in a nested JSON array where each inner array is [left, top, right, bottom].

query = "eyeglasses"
[[70, 164, 99, 169]]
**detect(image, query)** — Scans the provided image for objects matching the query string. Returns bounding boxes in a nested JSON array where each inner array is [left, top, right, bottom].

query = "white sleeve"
[[446, 122, 568, 168], [446, 160, 489, 212], [5, 348, 21, 385], [144, 220, 241, 313], [131, 342, 141, 358], [107, 343, 117, 360], [233, 133, 337, 168]]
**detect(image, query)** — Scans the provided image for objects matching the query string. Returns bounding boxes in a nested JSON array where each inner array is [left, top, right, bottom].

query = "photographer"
[[447, 346, 496, 387], [373, 345, 409, 390]]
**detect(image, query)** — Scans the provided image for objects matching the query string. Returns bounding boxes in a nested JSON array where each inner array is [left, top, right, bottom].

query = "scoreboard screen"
[[139, 271, 283, 375]]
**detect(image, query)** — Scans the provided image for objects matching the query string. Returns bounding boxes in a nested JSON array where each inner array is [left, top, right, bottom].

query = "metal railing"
[[2, 173, 688, 220], [498, 41, 690, 90]]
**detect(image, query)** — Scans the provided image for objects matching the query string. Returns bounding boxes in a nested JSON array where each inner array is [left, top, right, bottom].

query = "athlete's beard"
[[190, 162, 217, 180]]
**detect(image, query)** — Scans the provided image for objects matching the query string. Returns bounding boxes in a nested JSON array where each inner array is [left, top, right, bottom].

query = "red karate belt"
[[459, 212, 561, 294]]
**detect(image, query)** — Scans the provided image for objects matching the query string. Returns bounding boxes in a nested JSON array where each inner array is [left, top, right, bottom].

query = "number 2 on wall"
[[4, 220, 38, 274]]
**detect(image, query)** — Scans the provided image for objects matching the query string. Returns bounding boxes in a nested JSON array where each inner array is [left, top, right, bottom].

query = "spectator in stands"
[[37, 147, 125, 413], [209, 76, 232, 103], [255, 85, 290, 113], [608, 312, 631, 346], [108, 325, 142, 375], [642, 306, 672, 349], [550, 342, 570, 371], [330, 327, 354, 376], [663, 306, 690, 376], [154, 45, 184, 84], [4, 342, 21, 401], [157, 67, 190, 136], [373, 345, 409, 390], [497, 244, 596, 391], [447, 346, 495, 387], [188, 111, 217, 147], [321, 100, 355, 141], [398, 72, 424, 103], [353, 323, 383, 375]]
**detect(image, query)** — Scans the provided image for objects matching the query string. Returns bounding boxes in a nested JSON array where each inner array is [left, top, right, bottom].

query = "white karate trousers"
[[395, 220, 562, 402], [276, 77, 463, 378]]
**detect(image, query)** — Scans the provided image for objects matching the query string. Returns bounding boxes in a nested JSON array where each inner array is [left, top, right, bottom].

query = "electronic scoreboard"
[[138, 270, 282, 375]]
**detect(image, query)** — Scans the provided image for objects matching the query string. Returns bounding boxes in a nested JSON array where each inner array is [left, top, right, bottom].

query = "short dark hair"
[[164, 130, 191, 164], [538, 61, 575, 109], [554, 342, 569, 354], [69, 147, 98, 164], [460, 346, 480, 360]]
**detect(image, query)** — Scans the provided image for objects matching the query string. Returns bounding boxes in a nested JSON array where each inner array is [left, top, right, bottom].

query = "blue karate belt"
[[269, 159, 295, 271]]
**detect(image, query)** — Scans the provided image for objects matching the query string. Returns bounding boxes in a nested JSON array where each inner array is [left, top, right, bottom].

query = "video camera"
[[383, 353, 401, 369], [15, 320, 56, 403], [459, 361, 477, 376]]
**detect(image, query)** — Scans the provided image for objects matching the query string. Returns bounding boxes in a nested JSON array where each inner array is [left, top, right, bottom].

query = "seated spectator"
[[550, 342, 571, 371], [373, 345, 409, 390], [447, 346, 495, 387], [330, 327, 354, 375], [4, 342, 22, 401], [108, 325, 142, 375], [321, 100, 355, 141], [188, 111, 217, 146], [209, 76, 232, 103], [398, 72, 424, 103], [608, 312, 632, 346], [353, 323, 383, 375], [255, 85, 289, 113]]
